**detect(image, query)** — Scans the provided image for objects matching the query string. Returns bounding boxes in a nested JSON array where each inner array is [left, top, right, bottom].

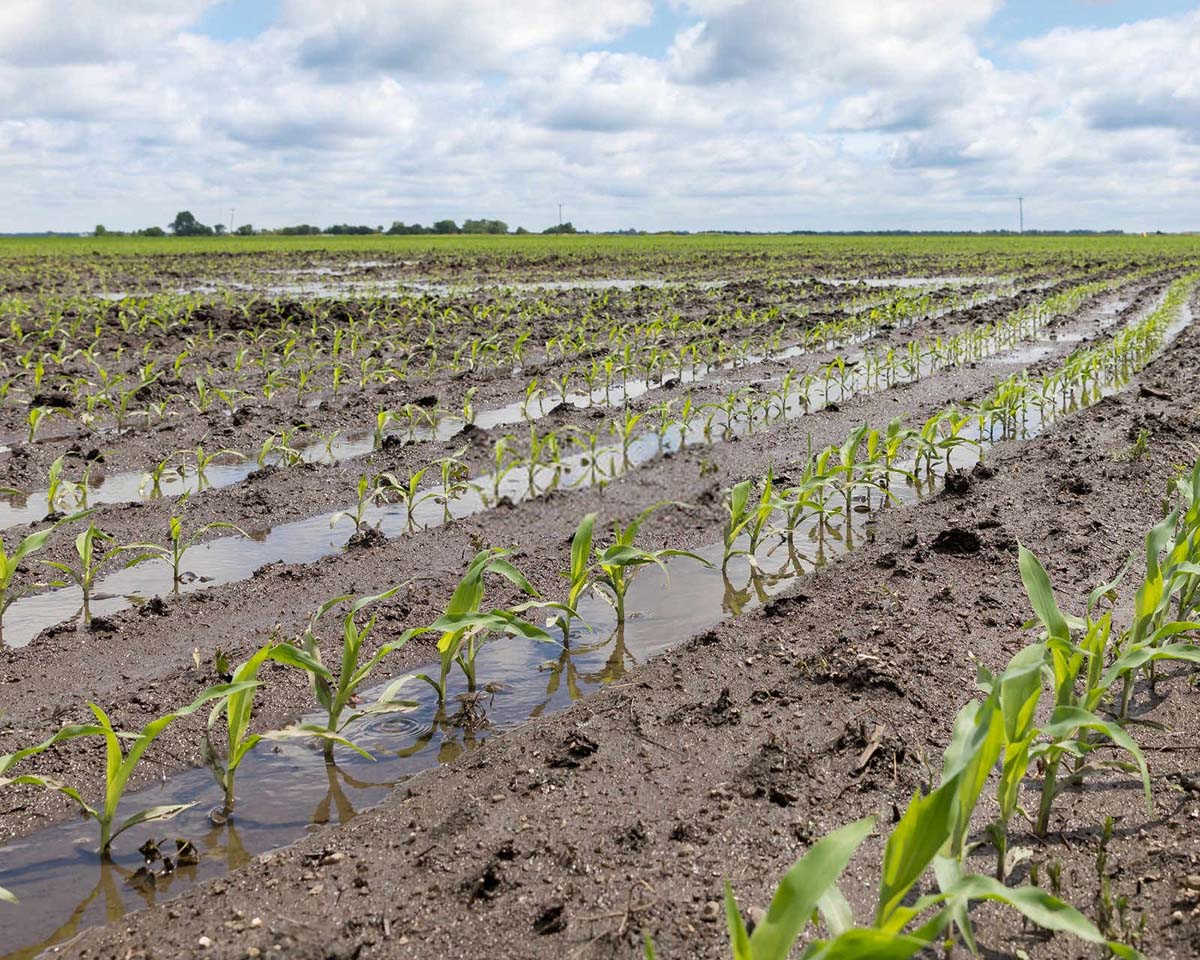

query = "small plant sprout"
[[722, 472, 776, 570], [3, 684, 254, 859], [43, 523, 124, 627], [434, 448, 470, 521], [555, 512, 596, 642], [206, 641, 339, 816], [331, 473, 383, 535], [592, 504, 710, 625], [376, 467, 438, 531], [461, 386, 479, 426], [26, 405, 59, 444], [298, 587, 425, 761], [413, 549, 553, 703], [122, 500, 247, 593], [183, 444, 245, 489]]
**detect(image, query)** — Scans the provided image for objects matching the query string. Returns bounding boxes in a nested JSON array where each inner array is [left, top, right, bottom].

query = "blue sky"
[[3, 0, 1200, 232]]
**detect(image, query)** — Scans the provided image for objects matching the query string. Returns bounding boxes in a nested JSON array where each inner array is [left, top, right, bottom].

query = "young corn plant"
[[593, 504, 710, 625], [554, 513, 596, 643], [43, 523, 124, 627], [412, 549, 554, 703], [298, 587, 425, 762], [0, 522, 71, 645], [206, 641, 344, 815], [4, 684, 254, 859], [722, 472, 776, 570], [651, 793, 1134, 960], [122, 505, 247, 593], [376, 467, 437, 531], [331, 473, 383, 535]]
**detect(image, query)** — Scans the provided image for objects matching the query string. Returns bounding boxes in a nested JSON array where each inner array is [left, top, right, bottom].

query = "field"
[[2, 234, 1200, 959]]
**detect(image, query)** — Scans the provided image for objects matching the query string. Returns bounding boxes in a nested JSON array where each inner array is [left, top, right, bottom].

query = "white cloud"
[[0, 1, 1198, 232]]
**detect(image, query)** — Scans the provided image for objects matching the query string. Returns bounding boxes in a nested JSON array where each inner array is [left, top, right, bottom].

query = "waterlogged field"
[[1, 234, 1200, 959]]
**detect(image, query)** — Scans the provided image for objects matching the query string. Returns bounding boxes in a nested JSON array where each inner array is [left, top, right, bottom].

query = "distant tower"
[[1017, 197, 1024, 234]]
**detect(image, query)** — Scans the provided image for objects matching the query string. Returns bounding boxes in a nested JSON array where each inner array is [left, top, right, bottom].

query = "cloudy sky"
[[2, 0, 1198, 233]]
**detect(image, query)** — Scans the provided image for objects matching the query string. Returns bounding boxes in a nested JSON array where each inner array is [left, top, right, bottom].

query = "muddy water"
[[0, 283, 1146, 646], [0, 288, 1191, 959]]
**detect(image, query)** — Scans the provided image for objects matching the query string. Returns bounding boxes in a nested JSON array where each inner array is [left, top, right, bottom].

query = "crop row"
[[0, 270, 1163, 645]]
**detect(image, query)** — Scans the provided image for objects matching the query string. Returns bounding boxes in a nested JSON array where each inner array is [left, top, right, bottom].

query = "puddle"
[[817, 275, 997, 288], [0, 280, 1191, 959]]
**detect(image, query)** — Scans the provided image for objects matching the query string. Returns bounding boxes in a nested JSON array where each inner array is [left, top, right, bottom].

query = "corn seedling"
[[4, 684, 254, 858], [412, 549, 553, 703], [0, 519, 78, 646], [206, 640, 341, 815], [331, 473, 383, 534], [593, 504, 709, 624], [722, 472, 776, 570], [122, 506, 248, 593], [298, 587, 423, 761], [43, 524, 124, 627], [555, 513, 596, 642], [376, 467, 437, 530]]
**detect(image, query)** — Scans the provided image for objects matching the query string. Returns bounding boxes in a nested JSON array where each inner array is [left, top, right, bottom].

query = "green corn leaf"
[[815, 886, 855, 938], [802, 928, 931, 960], [749, 816, 875, 959], [940, 874, 1141, 957], [877, 779, 959, 926], [724, 880, 752, 960], [570, 513, 596, 583], [1018, 544, 1070, 643], [1040, 706, 1151, 812], [111, 803, 196, 844]]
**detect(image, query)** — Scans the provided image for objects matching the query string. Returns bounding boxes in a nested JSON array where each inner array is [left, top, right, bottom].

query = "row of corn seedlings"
[[0, 272, 1095, 531], [0, 280, 950, 426], [0, 273, 1169, 643], [650, 456, 1200, 960], [0, 278, 1010, 450], [0, 267, 1125, 445], [0, 547, 560, 870], [637, 280, 1200, 957]]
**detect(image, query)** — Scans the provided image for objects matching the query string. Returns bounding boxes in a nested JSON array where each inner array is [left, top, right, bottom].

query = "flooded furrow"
[[0, 281, 1191, 960]]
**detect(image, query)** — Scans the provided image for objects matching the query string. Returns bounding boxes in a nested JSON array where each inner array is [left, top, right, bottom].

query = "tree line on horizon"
[[91, 211, 581, 238]]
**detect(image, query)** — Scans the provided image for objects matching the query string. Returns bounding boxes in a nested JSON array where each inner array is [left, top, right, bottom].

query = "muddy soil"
[[54, 303, 1200, 960], [0, 281, 1196, 957], [1, 251, 1198, 958]]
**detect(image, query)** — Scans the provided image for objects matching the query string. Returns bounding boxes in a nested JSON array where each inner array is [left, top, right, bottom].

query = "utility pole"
[[1017, 196, 1023, 234], [558, 202, 563, 226], [230, 208, 235, 234]]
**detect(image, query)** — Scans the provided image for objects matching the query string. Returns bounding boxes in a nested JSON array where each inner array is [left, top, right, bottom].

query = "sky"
[[2, 0, 1199, 233]]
